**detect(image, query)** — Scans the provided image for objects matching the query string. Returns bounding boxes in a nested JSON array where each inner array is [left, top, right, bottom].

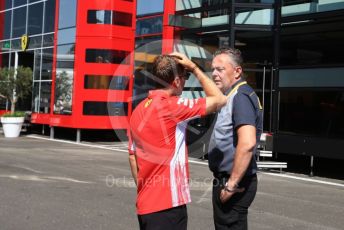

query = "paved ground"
[[0, 134, 343, 230]]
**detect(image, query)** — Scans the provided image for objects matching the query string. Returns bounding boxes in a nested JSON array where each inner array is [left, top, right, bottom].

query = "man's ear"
[[172, 76, 181, 88], [235, 66, 243, 79]]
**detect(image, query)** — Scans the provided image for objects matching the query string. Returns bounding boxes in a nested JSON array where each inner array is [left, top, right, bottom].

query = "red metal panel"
[[78, 24, 133, 39], [81, 63, 132, 77], [72, 0, 135, 129], [81, 89, 130, 102], [0, 110, 9, 116], [32, 0, 136, 130], [31, 113, 50, 124], [78, 0, 133, 13], [162, 0, 176, 54]]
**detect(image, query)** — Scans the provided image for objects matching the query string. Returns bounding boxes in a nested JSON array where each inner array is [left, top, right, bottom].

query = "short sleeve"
[[168, 97, 206, 122], [128, 130, 136, 155], [232, 93, 256, 130]]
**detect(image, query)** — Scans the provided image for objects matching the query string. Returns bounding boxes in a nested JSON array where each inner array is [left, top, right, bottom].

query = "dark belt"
[[213, 172, 230, 179], [213, 172, 257, 180]]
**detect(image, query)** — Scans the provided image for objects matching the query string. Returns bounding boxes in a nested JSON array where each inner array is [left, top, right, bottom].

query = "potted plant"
[[0, 66, 32, 138]]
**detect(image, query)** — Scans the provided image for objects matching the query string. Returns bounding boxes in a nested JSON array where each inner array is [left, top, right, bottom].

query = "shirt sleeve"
[[128, 130, 136, 155], [232, 93, 256, 130], [168, 97, 207, 122]]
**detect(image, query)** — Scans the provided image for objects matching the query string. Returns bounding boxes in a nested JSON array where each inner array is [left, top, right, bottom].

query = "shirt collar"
[[225, 78, 244, 95], [148, 90, 170, 99]]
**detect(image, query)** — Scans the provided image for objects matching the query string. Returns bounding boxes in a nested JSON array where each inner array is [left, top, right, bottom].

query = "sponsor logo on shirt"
[[177, 98, 198, 109]]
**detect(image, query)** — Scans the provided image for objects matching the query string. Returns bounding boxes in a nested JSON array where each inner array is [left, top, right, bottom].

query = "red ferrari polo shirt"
[[128, 90, 206, 215]]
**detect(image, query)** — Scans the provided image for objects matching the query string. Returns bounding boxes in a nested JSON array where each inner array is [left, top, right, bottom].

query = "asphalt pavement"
[[0, 134, 343, 230]]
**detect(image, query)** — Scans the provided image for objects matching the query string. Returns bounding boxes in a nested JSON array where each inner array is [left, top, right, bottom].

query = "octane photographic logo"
[[107, 39, 216, 165]]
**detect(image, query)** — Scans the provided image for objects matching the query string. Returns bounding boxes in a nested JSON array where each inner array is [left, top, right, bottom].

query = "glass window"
[[10, 51, 14, 67], [282, 0, 344, 17], [84, 75, 129, 90], [57, 43, 75, 55], [279, 90, 344, 138], [176, 0, 230, 11], [137, 0, 164, 16], [235, 30, 273, 64], [136, 16, 163, 36], [40, 81, 51, 113], [87, 10, 111, 24], [13, 0, 27, 7], [28, 35, 42, 49], [279, 68, 344, 88], [0, 11, 12, 40], [33, 49, 41, 80], [41, 48, 53, 80], [113, 11, 132, 27], [87, 10, 132, 27], [0, 97, 7, 110], [11, 39, 21, 50], [85, 49, 130, 65], [58, 0, 76, 29], [176, 0, 201, 10], [235, 8, 274, 25], [54, 69, 73, 115], [29, 0, 41, 3], [133, 36, 163, 107], [83, 102, 128, 116], [44, 0, 56, 33], [28, 2, 43, 35], [13, 7, 27, 38], [54, 44, 75, 115], [280, 22, 344, 66], [0, 53, 10, 68], [32, 82, 40, 112], [43, 33, 54, 47], [135, 36, 162, 54], [57, 28, 76, 45], [1, 0, 12, 10]]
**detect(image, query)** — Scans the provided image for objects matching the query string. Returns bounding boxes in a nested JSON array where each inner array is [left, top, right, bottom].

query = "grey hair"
[[213, 48, 243, 67]]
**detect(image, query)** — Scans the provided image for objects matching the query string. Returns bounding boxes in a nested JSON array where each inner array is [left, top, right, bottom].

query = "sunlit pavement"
[[0, 134, 343, 230]]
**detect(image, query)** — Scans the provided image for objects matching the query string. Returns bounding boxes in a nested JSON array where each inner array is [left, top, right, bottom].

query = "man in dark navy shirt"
[[208, 48, 263, 230]]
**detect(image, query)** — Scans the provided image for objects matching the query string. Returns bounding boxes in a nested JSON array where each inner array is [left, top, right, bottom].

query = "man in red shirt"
[[128, 53, 226, 230]]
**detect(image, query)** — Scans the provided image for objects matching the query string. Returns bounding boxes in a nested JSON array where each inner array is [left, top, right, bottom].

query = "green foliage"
[[55, 71, 72, 100], [0, 66, 33, 113], [2, 111, 25, 117]]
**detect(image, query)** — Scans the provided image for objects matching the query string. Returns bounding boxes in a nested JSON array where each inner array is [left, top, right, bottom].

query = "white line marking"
[[189, 159, 208, 166], [12, 165, 43, 174], [0, 174, 93, 184], [27, 135, 128, 153], [25, 136, 344, 188], [262, 172, 344, 188]]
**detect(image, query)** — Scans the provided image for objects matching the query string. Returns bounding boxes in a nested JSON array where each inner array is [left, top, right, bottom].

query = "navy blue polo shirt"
[[208, 79, 263, 176]]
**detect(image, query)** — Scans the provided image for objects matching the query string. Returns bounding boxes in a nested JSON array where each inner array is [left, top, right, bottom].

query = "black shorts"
[[138, 205, 187, 230]]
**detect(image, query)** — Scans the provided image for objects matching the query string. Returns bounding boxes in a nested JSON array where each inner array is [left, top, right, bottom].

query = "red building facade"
[[30, 0, 136, 130]]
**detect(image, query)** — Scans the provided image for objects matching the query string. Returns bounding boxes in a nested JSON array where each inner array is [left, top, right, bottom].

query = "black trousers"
[[137, 205, 187, 230], [212, 174, 257, 230]]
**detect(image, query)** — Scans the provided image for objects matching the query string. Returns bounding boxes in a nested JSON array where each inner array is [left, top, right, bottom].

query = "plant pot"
[[1, 117, 24, 138]]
